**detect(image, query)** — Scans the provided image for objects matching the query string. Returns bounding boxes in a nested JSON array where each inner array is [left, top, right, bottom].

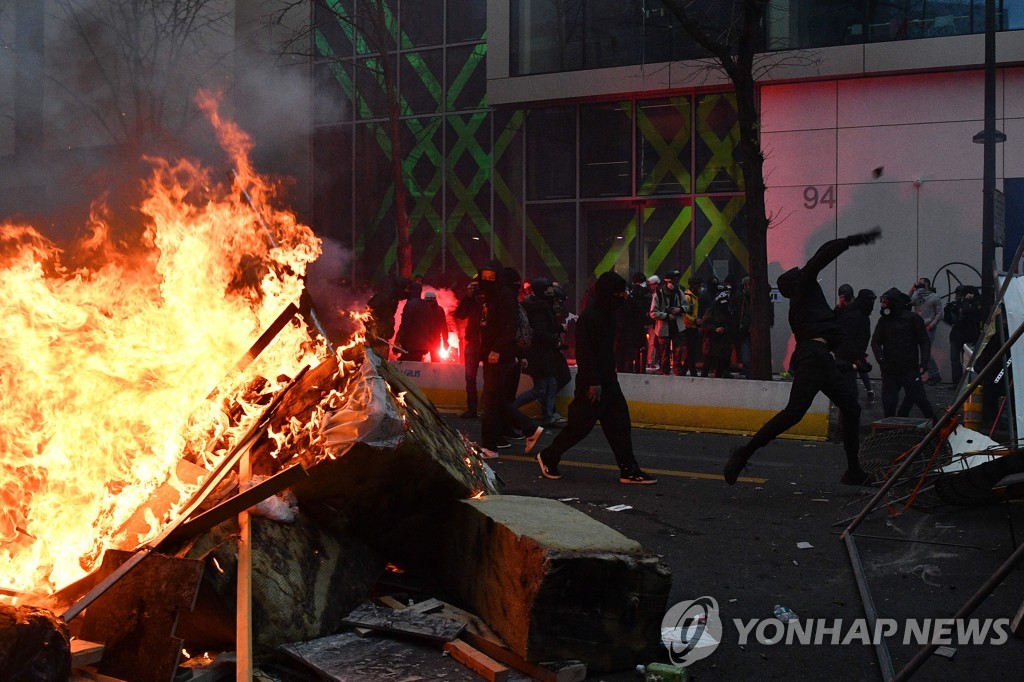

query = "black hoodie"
[[871, 287, 930, 371], [575, 272, 627, 388]]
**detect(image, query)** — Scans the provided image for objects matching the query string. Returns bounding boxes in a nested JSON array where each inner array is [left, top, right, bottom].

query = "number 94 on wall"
[[803, 185, 836, 209]]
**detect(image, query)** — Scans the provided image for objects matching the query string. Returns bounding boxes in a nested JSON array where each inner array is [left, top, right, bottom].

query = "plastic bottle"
[[773, 604, 798, 623], [635, 662, 688, 682]]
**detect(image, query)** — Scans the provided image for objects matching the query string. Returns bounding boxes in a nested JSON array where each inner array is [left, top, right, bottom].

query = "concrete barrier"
[[391, 360, 828, 440]]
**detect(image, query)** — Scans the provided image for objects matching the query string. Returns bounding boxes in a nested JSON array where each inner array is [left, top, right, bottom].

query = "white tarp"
[[997, 275, 1024, 439]]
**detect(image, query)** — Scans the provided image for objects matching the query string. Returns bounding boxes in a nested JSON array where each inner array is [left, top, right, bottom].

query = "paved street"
[[445, 380, 1024, 681]]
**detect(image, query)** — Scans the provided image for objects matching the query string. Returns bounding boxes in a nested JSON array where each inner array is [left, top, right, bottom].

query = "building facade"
[[311, 1, 1024, 369]]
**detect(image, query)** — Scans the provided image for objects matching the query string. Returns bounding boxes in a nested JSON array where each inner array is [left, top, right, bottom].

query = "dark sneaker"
[[460, 410, 478, 419], [841, 468, 875, 486], [496, 439, 512, 449], [724, 446, 748, 486], [537, 452, 561, 479], [524, 427, 544, 454], [504, 429, 525, 440], [866, 390, 875, 402], [479, 447, 499, 459], [620, 470, 657, 485]]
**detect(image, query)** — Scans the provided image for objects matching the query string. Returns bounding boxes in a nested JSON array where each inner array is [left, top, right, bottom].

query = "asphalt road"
[[445, 380, 1024, 682]]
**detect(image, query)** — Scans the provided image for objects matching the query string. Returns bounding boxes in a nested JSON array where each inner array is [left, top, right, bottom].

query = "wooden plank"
[[162, 464, 308, 546], [70, 639, 105, 668], [236, 448, 253, 682], [444, 639, 509, 682], [77, 551, 203, 682], [460, 632, 586, 682], [340, 603, 465, 643], [70, 671, 128, 682]]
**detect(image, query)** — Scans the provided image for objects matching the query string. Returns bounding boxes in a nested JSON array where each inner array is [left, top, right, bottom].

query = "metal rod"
[[831, 531, 981, 550], [842, 317, 1024, 538], [830, 486, 935, 527], [845, 533, 896, 682], [894, 538, 1024, 680]]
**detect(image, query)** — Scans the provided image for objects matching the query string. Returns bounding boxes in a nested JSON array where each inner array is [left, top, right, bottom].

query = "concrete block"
[[438, 496, 672, 672]]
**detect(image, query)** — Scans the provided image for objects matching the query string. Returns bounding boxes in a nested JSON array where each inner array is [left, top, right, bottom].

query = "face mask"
[[881, 306, 891, 315]]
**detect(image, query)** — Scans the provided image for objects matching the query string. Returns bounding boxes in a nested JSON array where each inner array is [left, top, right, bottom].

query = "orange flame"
[[0, 91, 326, 595]]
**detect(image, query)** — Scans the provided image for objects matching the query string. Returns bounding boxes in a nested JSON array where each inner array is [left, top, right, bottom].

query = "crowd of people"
[[362, 240, 984, 488]]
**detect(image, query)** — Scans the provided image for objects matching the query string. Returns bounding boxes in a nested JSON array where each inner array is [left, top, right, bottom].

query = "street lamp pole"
[[978, 0, 1002, 322]]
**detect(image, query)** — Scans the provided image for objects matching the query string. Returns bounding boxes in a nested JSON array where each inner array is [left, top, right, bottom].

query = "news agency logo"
[[661, 597, 1012, 667], [660, 596, 723, 667]]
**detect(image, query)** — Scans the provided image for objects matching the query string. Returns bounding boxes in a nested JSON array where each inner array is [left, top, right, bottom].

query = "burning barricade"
[[0, 92, 669, 681]]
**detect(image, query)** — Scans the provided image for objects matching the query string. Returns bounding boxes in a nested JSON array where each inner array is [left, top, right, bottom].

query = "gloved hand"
[[846, 227, 882, 246]]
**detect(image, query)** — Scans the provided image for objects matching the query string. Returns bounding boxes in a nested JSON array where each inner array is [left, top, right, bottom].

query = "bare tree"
[[660, 0, 776, 379], [276, 0, 415, 279], [46, 0, 234, 152]]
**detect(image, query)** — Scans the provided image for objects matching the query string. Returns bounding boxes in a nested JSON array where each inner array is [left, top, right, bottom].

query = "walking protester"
[[835, 284, 875, 401], [871, 287, 936, 419], [453, 274, 485, 418], [395, 289, 450, 361], [943, 284, 982, 385], [514, 277, 566, 428], [614, 272, 651, 373], [680, 278, 702, 377], [910, 277, 944, 384], [366, 277, 412, 358], [732, 277, 753, 379], [834, 289, 876, 443], [724, 228, 882, 487], [536, 272, 657, 484], [645, 275, 662, 371], [650, 269, 687, 375], [477, 262, 544, 459], [701, 289, 734, 378]]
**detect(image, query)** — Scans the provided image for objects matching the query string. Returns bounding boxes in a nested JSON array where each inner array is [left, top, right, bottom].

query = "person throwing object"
[[724, 228, 882, 486]]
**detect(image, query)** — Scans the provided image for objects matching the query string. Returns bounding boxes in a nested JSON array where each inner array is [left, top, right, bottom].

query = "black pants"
[[949, 328, 974, 385], [682, 328, 701, 376], [744, 341, 861, 470], [538, 382, 640, 475], [883, 367, 935, 419], [464, 343, 481, 412], [481, 359, 536, 449], [658, 332, 682, 374]]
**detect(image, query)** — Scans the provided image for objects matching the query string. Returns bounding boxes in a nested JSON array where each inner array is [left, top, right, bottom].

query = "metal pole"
[[980, 0, 997, 323], [845, 533, 895, 681], [842, 317, 1024, 538]]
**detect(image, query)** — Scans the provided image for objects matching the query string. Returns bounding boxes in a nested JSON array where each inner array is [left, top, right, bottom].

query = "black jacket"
[[871, 308, 930, 372], [779, 238, 850, 349], [480, 283, 520, 362], [522, 296, 562, 377], [397, 297, 449, 353], [834, 290, 874, 364], [575, 278, 623, 388]]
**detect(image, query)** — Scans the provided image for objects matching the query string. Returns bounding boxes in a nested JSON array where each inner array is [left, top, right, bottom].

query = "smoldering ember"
[[0, 95, 671, 681]]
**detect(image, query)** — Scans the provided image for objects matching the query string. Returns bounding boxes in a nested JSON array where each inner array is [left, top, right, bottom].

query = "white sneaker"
[[478, 447, 499, 459], [524, 427, 544, 454]]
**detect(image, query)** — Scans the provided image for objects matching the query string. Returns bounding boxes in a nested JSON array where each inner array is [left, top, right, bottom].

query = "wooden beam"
[[459, 632, 586, 682], [70, 639, 104, 668], [443, 640, 508, 682], [236, 449, 253, 682], [161, 464, 308, 545]]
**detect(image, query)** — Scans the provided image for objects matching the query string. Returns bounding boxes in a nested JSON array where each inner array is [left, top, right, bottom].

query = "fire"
[[0, 90, 328, 595]]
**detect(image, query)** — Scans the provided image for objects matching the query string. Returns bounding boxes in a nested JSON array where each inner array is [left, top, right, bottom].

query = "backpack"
[[515, 303, 533, 349]]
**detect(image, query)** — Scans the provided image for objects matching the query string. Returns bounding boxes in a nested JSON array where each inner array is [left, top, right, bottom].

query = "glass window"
[[402, 118, 444, 278], [447, 0, 487, 42], [493, 108, 527, 273], [313, 61, 354, 125], [400, 49, 443, 115], [312, 125, 354, 260], [526, 107, 576, 200], [355, 0, 398, 55], [642, 202, 694, 281], [354, 55, 394, 120], [581, 0, 643, 69], [511, 0, 584, 75], [694, 195, 748, 284], [525, 202, 576, 307], [446, 44, 487, 112], [401, 0, 443, 47], [694, 93, 743, 194], [580, 102, 633, 198], [583, 204, 637, 281], [354, 122, 397, 280], [636, 97, 691, 196], [314, 0, 356, 60], [446, 113, 493, 275]]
